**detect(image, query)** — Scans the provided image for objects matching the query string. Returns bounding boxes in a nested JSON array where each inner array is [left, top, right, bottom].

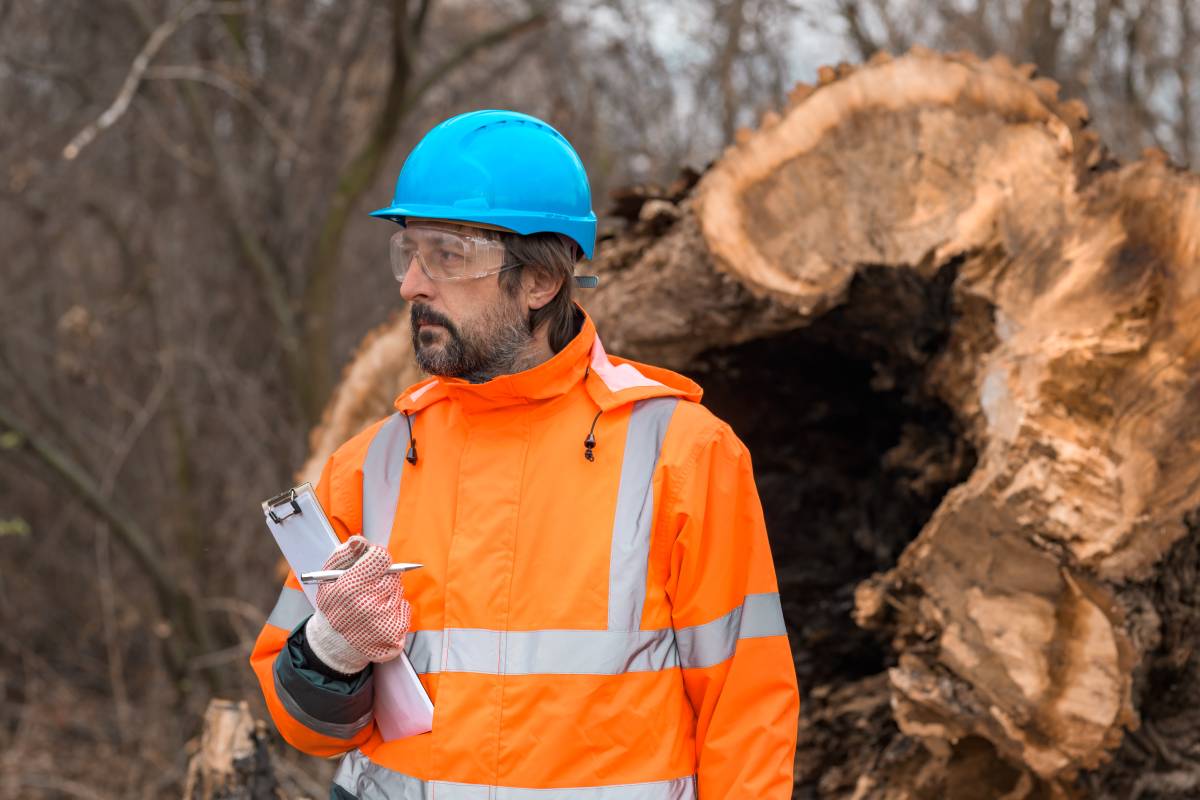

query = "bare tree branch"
[[1019, 0, 1062, 73], [298, 2, 376, 155], [158, 72, 306, 407], [1176, 0, 1195, 166], [1, 52, 93, 102], [0, 401, 175, 606], [412, 0, 434, 38], [133, 102, 213, 176], [837, 0, 880, 61], [16, 774, 106, 800], [61, 0, 248, 161], [405, 9, 549, 106], [109, 5, 308, 416], [143, 64, 304, 160], [713, 0, 748, 144], [217, 4, 249, 54], [0, 395, 222, 690], [1122, 11, 1167, 152], [94, 525, 133, 744]]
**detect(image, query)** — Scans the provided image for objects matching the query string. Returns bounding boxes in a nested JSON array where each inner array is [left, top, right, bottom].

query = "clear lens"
[[390, 227, 508, 282]]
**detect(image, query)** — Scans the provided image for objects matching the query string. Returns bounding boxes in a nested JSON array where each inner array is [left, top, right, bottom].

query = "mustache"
[[410, 304, 459, 337]]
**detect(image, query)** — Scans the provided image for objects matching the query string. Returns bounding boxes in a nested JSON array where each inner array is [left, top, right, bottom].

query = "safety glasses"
[[390, 227, 521, 283]]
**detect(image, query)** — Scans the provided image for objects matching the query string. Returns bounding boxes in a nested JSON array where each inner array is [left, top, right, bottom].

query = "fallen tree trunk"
[[303, 50, 1200, 798]]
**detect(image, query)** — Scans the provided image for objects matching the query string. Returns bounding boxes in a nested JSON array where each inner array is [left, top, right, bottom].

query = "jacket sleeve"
[[249, 455, 377, 757], [665, 421, 799, 798]]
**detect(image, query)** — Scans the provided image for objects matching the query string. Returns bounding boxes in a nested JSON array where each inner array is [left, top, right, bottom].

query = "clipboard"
[[263, 484, 434, 741]]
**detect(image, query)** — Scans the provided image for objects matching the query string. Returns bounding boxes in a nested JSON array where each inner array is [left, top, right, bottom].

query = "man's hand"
[[305, 535, 412, 675]]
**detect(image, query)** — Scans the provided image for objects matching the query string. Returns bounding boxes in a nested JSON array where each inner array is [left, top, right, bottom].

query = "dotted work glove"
[[304, 535, 412, 676]]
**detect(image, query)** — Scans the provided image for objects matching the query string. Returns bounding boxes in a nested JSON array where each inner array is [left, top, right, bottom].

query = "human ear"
[[523, 266, 564, 311]]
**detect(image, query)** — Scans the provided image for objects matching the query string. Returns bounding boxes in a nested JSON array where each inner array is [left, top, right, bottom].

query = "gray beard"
[[412, 301, 532, 384]]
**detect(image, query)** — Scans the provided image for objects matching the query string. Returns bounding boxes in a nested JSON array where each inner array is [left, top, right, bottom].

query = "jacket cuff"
[[299, 620, 365, 684], [305, 612, 371, 676], [271, 619, 374, 740]]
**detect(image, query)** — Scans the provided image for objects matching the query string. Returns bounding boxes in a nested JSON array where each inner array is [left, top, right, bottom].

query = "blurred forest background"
[[1, 0, 1197, 798]]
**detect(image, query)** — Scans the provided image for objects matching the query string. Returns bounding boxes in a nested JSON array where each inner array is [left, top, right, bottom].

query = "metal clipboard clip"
[[265, 487, 303, 524]]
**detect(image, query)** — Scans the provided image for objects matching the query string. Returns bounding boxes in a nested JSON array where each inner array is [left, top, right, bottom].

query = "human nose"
[[399, 254, 434, 302]]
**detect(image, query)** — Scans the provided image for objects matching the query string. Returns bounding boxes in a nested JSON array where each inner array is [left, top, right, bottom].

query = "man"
[[250, 110, 799, 799]]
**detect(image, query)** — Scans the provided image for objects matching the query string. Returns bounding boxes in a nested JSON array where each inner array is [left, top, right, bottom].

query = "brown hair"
[[498, 232, 581, 352]]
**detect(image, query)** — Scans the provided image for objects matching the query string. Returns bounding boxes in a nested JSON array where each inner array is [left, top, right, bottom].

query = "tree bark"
[[302, 50, 1200, 797]]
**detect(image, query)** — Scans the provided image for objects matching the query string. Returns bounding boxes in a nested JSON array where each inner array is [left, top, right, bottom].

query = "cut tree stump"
[[302, 50, 1200, 798], [183, 699, 283, 800]]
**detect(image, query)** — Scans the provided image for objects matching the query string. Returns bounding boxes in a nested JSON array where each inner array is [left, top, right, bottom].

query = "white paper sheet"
[[263, 483, 434, 741]]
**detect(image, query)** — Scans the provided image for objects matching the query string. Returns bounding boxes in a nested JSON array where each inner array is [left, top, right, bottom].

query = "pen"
[[300, 563, 424, 584]]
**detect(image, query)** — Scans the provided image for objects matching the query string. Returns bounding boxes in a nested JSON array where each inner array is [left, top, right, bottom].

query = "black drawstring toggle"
[[403, 412, 419, 465], [584, 410, 601, 462]]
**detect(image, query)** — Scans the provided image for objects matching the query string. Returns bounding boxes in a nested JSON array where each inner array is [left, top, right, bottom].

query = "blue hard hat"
[[370, 110, 597, 259]]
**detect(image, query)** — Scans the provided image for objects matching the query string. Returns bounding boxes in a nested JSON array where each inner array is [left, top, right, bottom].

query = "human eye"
[[433, 248, 464, 268]]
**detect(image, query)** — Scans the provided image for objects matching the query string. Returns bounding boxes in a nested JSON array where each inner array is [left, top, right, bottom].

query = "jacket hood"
[[394, 306, 701, 416]]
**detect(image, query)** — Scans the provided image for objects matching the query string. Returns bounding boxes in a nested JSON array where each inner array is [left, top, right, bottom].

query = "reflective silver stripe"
[[334, 749, 697, 799], [403, 594, 785, 676], [608, 397, 679, 631], [362, 413, 410, 546], [675, 592, 787, 670], [739, 591, 788, 638], [405, 629, 443, 675], [404, 628, 679, 676], [273, 666, 372, 740], [266, 586, 313, 631]]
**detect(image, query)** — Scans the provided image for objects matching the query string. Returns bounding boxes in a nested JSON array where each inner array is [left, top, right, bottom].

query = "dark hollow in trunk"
[[686, 264, 978, 794]]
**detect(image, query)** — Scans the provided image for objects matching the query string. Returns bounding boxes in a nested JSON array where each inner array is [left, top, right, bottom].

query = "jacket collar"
[[394, 306, 701, 416]]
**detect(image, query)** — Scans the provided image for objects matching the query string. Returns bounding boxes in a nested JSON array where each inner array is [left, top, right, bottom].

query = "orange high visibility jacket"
[[250, 310, 799, 798]]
